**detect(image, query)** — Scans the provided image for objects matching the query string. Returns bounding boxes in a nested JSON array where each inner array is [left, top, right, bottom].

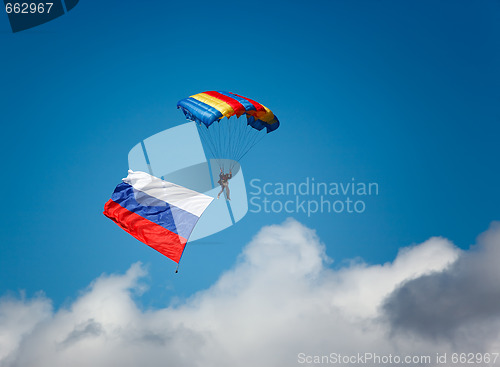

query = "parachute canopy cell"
[[177, 91, 280, 133]]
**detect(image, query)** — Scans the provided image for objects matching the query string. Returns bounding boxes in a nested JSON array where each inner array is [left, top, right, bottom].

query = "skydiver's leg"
[[225, 185, 230, 200], [217, 185, 224, 199]]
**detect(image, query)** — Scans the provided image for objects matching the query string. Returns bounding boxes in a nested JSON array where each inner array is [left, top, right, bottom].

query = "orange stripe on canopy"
[[259, 104, 277, 123], [232, 93, 267, 119]]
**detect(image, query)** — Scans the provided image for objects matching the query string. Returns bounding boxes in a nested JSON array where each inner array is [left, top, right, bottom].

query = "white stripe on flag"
[[123, 170, 213, 217]]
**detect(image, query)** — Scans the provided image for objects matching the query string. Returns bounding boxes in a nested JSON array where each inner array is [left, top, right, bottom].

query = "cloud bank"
[[1, 219, 500, 367]]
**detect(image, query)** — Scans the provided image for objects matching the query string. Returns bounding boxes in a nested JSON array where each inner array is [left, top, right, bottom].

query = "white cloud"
[[384, 222, 500, 347], [1, 219, 499, 367], [0, 292, 52, 363]]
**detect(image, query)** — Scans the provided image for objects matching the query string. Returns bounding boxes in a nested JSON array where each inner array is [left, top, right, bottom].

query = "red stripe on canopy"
[[204, 91, 247, 117], [231, 93, 266, 118]]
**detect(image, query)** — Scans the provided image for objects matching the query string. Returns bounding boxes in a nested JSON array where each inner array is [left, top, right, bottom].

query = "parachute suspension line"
[[228, 118, 241, 171], [228, 116, 242, 171], [230, 118, 246, 169], [228, 117, 236, 166], [236, 124, 251, 161], [217, 119, 224, 171], [236, 132, 265, 162], [233, 122, 257, 161], [218, 121, 223, 169], [235, 118, 248, 161], [205, 119, 222, 170], [196, 123, 213, 158], [195, 116, 271, 172], [227, 118, 235, 164], [225, 118, 231, 168], [219, 119, 227, 170], [229, 121, 243, 171], [231, 128, 266, 170], [225, 121, 229, 167], [211, 121, 218, 170], [223, 119, 229, 170], [196, 122, 220, 169]]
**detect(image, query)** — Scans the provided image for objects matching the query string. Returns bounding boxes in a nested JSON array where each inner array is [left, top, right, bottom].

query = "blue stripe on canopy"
[[216, 91, 256, 112], [177, 97, 222, 127], [246, 116, 266, 131], [266, 118, 280, 132]]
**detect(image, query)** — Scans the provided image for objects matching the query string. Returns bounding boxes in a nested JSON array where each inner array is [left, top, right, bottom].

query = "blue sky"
[[1, 0, 499, 313]]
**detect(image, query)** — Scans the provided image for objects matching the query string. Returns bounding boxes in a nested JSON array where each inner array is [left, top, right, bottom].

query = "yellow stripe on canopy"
[[191, 93, 235, 119], [259, 104, 276, 123]]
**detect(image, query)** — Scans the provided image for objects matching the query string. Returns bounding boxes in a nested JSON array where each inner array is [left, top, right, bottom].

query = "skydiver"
[[217, 168, 232, 200]]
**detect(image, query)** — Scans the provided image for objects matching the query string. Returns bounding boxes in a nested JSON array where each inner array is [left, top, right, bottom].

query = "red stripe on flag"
[[104, 199, 187, 263], [204, 91, 247, 117]]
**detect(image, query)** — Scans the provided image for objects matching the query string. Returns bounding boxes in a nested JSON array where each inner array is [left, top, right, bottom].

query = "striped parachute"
[[177, 91, 280, 170]]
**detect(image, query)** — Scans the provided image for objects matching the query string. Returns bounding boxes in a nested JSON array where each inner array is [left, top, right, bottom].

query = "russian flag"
[[103, 170, 214, 263]]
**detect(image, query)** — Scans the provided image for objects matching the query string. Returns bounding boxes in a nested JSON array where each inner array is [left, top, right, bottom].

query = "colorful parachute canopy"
[[103, 170, 213, 264], [177, 91, 279, 133]]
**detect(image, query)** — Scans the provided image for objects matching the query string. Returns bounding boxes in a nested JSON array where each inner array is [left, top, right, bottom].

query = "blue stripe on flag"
[[111, 182, 199, 239]]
